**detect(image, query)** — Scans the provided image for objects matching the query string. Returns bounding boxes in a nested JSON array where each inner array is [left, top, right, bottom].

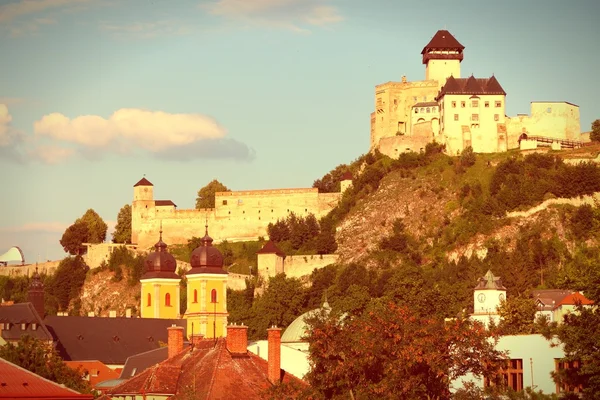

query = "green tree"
[[59, 221, 89, 255], [460, 146, 476, 167], [590, 119, 600, 142], [195, 179, 230, 209], [76, 209, 108, 243], [0, 335, 93, 394], [496, 296, 538, 335], [46, 256, 89, 313], [112, 204, 132, 244]]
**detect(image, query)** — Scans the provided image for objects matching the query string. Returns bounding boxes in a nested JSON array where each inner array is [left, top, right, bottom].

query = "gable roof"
[[0, 358, 93, 399], [0, 302, 53, 342], [474, 270, 506, 290], [64, 361, 120, 388], [532, 289, 572, 307], [556, 292, 594, 308], [119, 346, 170, 380], [108, 339, 306, 399], [421, 30, 464, 54], [437, 75, 507, 100], [256, 240, 286, 257], [340, 171, 353, 181], [44, 316, 186, 365], [133, 177, 153, 187]]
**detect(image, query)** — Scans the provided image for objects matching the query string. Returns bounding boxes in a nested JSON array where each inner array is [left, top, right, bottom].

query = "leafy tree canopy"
[[0, 335, 93, 394], [59, 221, 89, 256], [112, 204, 132, 244], [196, 179, 230, 209], [76, 209, 107, 244], [590, 119, 600, 142]]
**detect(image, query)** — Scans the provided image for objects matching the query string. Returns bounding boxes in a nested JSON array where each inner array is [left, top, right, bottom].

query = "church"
[[370, 30, 583, 157]]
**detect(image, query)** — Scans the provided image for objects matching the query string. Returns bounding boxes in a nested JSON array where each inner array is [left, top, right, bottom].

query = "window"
[[485, 359, 524, 392], [32, 323, 37, 331], [420, 108, 424, 113], [454, 114, 459, 121], [472, 114, 479, 121], [91, 369, 99, 377], [485, 101, 490, 108], [393, 99, 397, 105], [461, 101, 466, 108], [547, 107, 552, 113], [414, 108, 418, 114], [432, 107, 436, 112], [451, 101, 456, 108], [21, 323, 26, 331], [237, 199, 243, 205], [222, 200, 227, 205], [165, 293, 171, 307], [193, 289, 198, 303], [426, 107, 430, 113], [555, 359, 584, 393], [211, 289, 217, 303], [147, 293, 151, 307], [495, 101, 502, 108], [494, 114, 499, 121], [472, 100, 479, 107]]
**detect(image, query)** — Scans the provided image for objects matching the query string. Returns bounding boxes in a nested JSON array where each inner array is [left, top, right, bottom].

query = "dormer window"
[[32, 323, 37, 331], [21, 323, 26, 331]]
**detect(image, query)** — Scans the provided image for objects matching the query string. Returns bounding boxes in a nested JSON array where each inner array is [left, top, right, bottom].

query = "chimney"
[[226, 324, 248, 355], [190, 334, 204, 347], [109, 310, 116, 318], [167, 325, 184, 359], [125, 309, 132, 318], [267, 326, 282, 384]]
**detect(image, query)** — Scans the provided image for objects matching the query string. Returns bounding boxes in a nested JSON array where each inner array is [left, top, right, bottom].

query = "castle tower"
[[140, 225, 181, 319], [256, 240, 286, 280], [28, 267, 45, 319], [184, 225, 228, 339], [471, 270, 506, 328], [132, 177, 155, 246], [422, 30, 464, 88]]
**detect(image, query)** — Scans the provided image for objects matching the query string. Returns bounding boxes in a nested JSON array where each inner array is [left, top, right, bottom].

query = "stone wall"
[[282, 254, 339, 279], [0, 260, 61, 277]]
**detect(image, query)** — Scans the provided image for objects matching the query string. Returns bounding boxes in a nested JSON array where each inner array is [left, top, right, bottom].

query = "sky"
[[0, 0, 599, 263]]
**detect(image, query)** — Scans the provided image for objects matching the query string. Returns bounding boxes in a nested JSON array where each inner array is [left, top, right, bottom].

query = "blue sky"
[[1, 0, 599, 263]]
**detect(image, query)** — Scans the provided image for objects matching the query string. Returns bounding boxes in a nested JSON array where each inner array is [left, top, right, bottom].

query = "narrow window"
[[414, 108, 418, 114], [485, 101, 490, 108], [472, 114, 479, 121], [426, 107, 430, 113], [454, 114, 459, 121], [420, 108, 424, 113], [495, 101, 502, 108], [147, 293, 151, 307], [472, 100, 479, 107], [451, 101, 456, 108], [165, 293, 171, 307], [432, 107, 436, 112], [211, 289, 217, 303], [193, 289, 198, 303], [222, 200, 227, 205], [461, 101, 466, 108], [494, 114, 499, 122]]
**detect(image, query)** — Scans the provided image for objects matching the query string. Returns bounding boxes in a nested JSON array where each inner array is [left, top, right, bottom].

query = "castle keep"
[[370, 30, 582, 157], [132, 177, 350, 250]]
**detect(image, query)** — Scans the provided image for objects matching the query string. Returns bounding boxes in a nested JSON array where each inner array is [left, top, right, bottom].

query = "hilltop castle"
[[370, 30, 582, 156]]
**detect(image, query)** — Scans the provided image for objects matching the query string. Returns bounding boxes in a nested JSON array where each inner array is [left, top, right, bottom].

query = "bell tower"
[[422, 30, 464, 88], [470, 270, 507, 328]]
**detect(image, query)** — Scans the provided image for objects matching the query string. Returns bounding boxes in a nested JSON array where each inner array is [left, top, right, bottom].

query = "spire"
[[154, 220, 167, 252], [201, 215, 214, 247]]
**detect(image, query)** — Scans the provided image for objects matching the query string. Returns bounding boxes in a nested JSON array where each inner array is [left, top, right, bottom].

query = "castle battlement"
[[216, 188, 319, 197]]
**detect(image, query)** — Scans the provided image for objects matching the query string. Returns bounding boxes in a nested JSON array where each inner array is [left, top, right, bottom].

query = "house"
[[533, 290, 594, 323]]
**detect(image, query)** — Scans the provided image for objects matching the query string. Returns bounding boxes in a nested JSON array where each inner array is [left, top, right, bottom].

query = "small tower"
[[256, 240, 286, 280], [471, 270, 507, 328], [422, 30, 464, 87], [140, 225, 181, 319], [340, 171, 353, 193], [132, 177, 155, 246], [28, 267, 45, 319], [184, 225, 228, 339]]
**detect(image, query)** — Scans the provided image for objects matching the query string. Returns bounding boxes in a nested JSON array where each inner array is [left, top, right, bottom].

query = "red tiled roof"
[[155, 200, 177, 207], [437, 75, 507, 100], [421, 30, 464, 54], [0, 358, 93, 399], [134, 177, 153, 187], [556, 292, 594, 308], [107, 339, 306, 399], [64, 361, 120, 388], [256, 241, 286, 257], [340, 171, 353, 181]]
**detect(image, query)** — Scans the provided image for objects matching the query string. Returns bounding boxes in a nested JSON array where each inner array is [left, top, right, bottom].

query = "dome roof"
[[187, 226, 227, 276], [281, 301, 331, 343], [29, 267, 44, 291], [141, 227, 179, 280]]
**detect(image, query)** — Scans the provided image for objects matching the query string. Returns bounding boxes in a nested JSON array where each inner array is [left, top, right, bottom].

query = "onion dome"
[[29, 267, 44, 290], [187, 225, 227, 275], [142, 226, 179, 280]]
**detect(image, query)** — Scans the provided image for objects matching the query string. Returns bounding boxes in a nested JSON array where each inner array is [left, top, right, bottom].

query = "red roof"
[[556, 292, 594, 308], [133, 177, 153, 187], [107, 339, 306, 399], [0, 358, 93, 399], [340, 171, 353, 181], [437, 75, 507, 100], [155, 200, 177, 207], [256, 240, 286, 257], [64, 361, 120, 388], [421, 30, 464, 54]]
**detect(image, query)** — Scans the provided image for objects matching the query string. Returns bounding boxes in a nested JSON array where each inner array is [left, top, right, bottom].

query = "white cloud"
[[34, 108, 227, 152], [203, 0, 343, 32], [0, 221, 68, 233]]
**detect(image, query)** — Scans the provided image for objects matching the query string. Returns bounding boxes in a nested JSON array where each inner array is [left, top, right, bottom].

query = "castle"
[[132, 176, 352, 250], [370, 30, 583, 157]]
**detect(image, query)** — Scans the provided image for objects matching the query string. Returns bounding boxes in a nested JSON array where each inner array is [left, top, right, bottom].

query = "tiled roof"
[[155, 200, 177, 207], [421, 30, 464, 53], [108, 339, 306, 399], [474, 270, 506, 290], [133, 177, 153, 187], [532, 289, 572, 307], [44, 316, 186, 365], [64, 361, 120, 388], [0, 357, 93, 399], [256, 241, 286, 257], [413, 102, 438, 108], [119, 346, 170, 379], [340, 171, 353, 181], [437, 75, 507, 99], [556, 292, 594, 307], [0, 302, 53, 343]]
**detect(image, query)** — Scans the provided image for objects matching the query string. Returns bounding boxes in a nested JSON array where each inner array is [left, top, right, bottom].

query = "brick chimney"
[[167, 325, 184, 359], [226, 324, 248, 355], [267, 326, 282, 384]]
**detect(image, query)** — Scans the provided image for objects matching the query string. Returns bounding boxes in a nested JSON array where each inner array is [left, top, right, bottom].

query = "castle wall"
[[84, 243, 140, 270], [282, 254, 339, 279], [506, 102, 581, 149], [378, 121, 437, 157], [0, 261, 61, 278]]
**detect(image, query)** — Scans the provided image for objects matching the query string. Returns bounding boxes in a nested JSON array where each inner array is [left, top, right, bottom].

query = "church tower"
[[422, 30, 464, 88], [471, 270, 506, 327], [140, 225, 181, 319], [184, 225, 229, 339], [28, 267, 45, 319]]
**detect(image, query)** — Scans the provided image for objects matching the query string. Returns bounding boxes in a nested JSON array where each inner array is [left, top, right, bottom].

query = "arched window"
[[211, 289, 217, 303], [165, 293, 171, 307], [193, 289, 198, 303], [147, 293, 151, 307]]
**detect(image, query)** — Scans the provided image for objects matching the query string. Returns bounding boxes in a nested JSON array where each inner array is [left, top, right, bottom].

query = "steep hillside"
[[78, 269, 141, 317]]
